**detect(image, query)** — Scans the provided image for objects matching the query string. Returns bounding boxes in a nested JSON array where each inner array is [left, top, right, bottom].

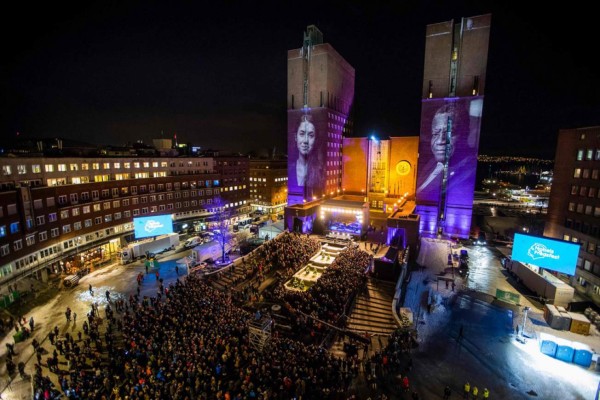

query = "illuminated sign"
[[395, 160, 411, 176], [511, 233, 578, 275], [133, 215, 174, 239]]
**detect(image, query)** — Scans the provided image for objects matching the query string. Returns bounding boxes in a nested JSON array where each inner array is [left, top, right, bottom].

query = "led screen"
[[415, 97, 483, 238], [287, 108, 328, 205], [133, 215, 174, 239], [511, 233, 578, 275]]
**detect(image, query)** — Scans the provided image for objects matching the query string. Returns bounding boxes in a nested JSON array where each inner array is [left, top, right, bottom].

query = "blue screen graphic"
[[511, 233, 578, 275], [133, 215, 174, 239]]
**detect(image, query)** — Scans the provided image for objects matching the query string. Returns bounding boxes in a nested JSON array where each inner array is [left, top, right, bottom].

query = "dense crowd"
[[23, 230, 385, 399], [272, 246, 371, 326], [30, 270, 361, 400]]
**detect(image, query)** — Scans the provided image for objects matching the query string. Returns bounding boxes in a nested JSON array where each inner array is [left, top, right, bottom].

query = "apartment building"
[[0, 153, 249, 288]]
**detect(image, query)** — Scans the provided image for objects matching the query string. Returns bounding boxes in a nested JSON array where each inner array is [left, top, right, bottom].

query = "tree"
[[210, 196, 236, 264]]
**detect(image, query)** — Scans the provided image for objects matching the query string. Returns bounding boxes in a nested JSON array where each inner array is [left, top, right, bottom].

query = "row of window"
[[576, 149, 600, 161], [573, 168, 600, 179], [576, 276, 600, 296], [0, 160, 219, 176], [570, 185, 600, 198], [564, 219, 600, 238], [0, 181, 222, 218], [567, 202, 600, 216]]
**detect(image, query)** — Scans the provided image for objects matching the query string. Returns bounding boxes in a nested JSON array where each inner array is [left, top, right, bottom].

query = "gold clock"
[[396, 160, 411, 176]]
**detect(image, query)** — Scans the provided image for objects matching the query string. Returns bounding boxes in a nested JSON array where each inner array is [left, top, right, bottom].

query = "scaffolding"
[[248, 316, 273, 352]]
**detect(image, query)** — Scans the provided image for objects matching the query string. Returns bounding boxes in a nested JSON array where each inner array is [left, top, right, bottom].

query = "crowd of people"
[[18, 230, 393, 400], [272, 246, 371, 326], [29, 272, 360, 399]]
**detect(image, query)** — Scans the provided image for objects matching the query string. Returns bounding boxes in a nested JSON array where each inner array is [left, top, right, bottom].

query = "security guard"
[[472, 385, 479, 399], [463, 382, 471, 399], [483, 387, 490, 399]]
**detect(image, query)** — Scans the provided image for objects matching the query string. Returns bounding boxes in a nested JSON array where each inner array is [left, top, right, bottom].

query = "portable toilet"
[[554, 338, 575, 363], [538, 332, 557, 358], [573, 343, 593, 368]]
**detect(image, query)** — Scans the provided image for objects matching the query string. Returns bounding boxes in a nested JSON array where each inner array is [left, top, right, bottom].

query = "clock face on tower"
[[396, 160, 411, 176]]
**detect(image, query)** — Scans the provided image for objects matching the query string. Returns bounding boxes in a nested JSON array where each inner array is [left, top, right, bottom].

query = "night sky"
[[2, 2, 598, 159]]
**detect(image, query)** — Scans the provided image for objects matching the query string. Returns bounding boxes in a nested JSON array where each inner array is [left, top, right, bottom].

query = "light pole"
[[521, 306, 531, 339], [76, 236, 82, 269]]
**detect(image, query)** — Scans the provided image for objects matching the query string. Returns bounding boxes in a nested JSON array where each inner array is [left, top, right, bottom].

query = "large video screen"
[[133, 215, 174, 239], [287, 108, 328, 206], [415, 97, 483, 237], [512, 233, 578, 275]]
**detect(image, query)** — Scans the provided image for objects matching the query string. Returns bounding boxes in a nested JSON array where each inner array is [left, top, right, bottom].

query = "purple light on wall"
[[415, 97, 483, 238]]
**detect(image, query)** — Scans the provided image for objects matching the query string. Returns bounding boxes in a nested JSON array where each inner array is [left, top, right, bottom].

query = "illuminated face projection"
[[430, 109, 457, 163], [296, 117, 315, 157], [416, 97, 483, 238], [287, 109, 327, 205]]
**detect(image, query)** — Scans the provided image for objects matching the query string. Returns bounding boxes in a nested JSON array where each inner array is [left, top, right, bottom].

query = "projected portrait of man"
[[416, 98, 482, 200]]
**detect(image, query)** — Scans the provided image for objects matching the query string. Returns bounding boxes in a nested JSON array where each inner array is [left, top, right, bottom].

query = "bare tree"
[[210, 196, 235, 264]]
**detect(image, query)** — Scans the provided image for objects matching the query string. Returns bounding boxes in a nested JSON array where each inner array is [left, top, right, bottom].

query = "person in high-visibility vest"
[[472, 386, 479, 399], [483, 387, 490, 399], [464, 382, 471, 399]]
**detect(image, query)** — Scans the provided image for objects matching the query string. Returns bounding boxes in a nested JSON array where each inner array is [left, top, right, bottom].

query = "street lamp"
[[521, 306, 531, 339], [76, 236, 82, 268]]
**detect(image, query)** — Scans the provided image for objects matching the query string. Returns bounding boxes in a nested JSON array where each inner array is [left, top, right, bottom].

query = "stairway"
[[347, 278, 397, 335]]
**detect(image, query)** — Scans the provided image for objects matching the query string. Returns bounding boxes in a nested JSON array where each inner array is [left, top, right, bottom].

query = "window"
[[36, 216, 45, 225], [123, 199, 130, 206], [51, 228, 59, 237], [588, 242, 596, 254], [32, 164, 41, 173], [58, 195, 67, 205], [0, 245, 9, 256], [13, 240, 22, 251], [577, 203, 584, 213], [580, 186, 587, 196], [574, 168, 582, 178], [571, 185, 579, 195], [72, 208, 80, 216], [583, 169, 590, 179], [584, 260, 592, 271], [39, 231, 47, 242], [49, 213, 58, 222], [585, 205, 592, 215], [10, 222, 20, 234], [60, 210, 69, 219], [114, 212, 122, 220], [589, 188, 596, 198], [587, 149, 594, 160], [93, 204, 101, 212], [124, 210, 131, 218], [17, 165, 26, 174], [103, 202, 111, 210], [84, 219, 92, 228], [103, 162, 110, 169], [81, 192, 89, 201], [92, 190, 99, 200], [92, 163, 100, 170], [113, 200, 120, 208], [141, 207, 148, 214], [26, 235, 35, 246], [62, 224, 71, 233], [45, 164, 54, 172], [112, 188, 119, 197], [95, 217, 102, 225], [74, 221, 82, 230], [104, 215, 112, 222], [102, 189, 109, 198], [83, 205, 90, 214], [58, 164, 67, 172], [70, 193, 78, 203], [133, 209, 140, 216], [132, 198, 139, 205]]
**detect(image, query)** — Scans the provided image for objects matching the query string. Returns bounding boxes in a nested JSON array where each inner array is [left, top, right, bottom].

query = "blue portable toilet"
[[573, 343, 593, 368], [555, 338, 575, 363], [540, 341, 557, 357]]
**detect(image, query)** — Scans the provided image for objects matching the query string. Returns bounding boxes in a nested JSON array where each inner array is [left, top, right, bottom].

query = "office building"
[[287, 25, 355, 206], [415, 14, 491, 238], [0, 151, 249, 288], [545, 126, 600, 306]]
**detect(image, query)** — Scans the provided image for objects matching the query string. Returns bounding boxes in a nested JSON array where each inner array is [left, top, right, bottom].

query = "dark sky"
[[2, 1, 598, 159]]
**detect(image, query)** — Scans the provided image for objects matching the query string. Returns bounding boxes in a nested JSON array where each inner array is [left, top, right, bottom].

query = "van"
[[184, 236, 202, 249], [199, 231, 214, 243]]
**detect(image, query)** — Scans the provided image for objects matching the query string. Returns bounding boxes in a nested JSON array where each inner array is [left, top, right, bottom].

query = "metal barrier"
[[63, 275, 80, 288]]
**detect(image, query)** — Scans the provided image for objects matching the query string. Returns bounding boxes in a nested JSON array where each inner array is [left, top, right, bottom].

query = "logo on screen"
[[527, 243, 559, 261], [144, 219, 164, 233]]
